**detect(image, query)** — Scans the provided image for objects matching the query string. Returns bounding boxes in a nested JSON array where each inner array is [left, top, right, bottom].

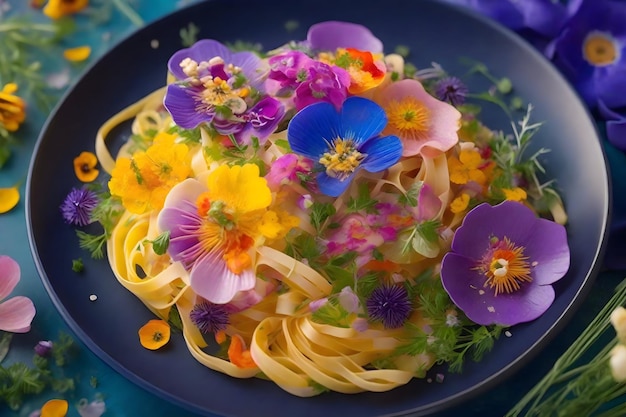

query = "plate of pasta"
[[26, 0, 610, 416]]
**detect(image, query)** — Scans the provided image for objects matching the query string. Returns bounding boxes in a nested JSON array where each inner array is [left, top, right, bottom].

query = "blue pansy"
[[287, 97, 403, 197]]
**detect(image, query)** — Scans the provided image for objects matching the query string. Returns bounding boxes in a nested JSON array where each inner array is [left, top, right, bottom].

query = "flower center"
[[583, 31, 620, 67], [385, 97, 430, 139], [480, 237, 532, 296], [319, 138, 365, 180]]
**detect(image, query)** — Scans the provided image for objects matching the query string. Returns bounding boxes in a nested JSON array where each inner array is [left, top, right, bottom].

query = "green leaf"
[[146, 231, 170, 255], [0, 332, 12, 364], [309, 202, 336, 232], [347, 182, 378, 213]]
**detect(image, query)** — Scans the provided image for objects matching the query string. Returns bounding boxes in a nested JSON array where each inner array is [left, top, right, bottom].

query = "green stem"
[[111, 0, 144, 27], [0, 22, 58, 33]]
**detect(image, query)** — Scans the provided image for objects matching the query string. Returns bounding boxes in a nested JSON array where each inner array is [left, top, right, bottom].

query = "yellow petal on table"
[[63, 46, 91, 62], [0, 187, 19, 213], [40, 399, 69, 417]]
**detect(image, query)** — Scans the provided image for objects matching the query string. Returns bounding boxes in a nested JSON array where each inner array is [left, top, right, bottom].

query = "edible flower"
[[138, 319, 171, 350], [228, 334, 256, 368], [0, 185, 20, 213], [73, 151, 99, 183], [76, 399, 106, 417], [59, 187, 99, 226], [366, 284, 412, 329], [158, 164, 276, 304], [434, 76, 469, 107], [375, 79, 461, 157], [0, 255, 36, 333], [189, 300, 230, 334], [43, 0, 88, 19], [287, 96, 403, 197], [440, 201, 570, 326], [63, 46, 91, 62], [548, 0, 626, 110], [34, 340, 54, 357], [39, 398, 68, 417], [306, 20, 383, 54], [0, 83, 26, 132]]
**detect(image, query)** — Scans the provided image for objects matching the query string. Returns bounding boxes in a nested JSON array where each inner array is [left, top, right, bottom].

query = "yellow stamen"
[[480, 237, 532, 296], [385, 97, 430, 140], [583, 31, 620, 67], [319, 138, 365, 180]]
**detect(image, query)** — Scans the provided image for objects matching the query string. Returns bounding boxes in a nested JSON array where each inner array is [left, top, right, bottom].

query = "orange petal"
[[73, 151, 99, 182], [227, 334, 256, 368], [64, 46, 91, 62], [138, 319, 171, 350], [0, 187, 19, 213], [40, 399, 69, 417]]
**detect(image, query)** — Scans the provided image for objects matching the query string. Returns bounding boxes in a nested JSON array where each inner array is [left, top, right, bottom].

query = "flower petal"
[[163, 84, 213, 129], [190, 249, 256, 304], [0, 187, 19, 213], [307, 21, 383, 53], [359, 135, 402, 173], [168, 39, 231, 79], [0, 256, 20, 300], [0, 296, 36, 333], [315, 171, 354, 197], [288, 101, 342, 159], [340, 97, 387, 147]]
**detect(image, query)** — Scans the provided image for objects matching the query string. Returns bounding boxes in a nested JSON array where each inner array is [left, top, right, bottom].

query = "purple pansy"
[[547, 0, 626, 110], [440, 201, 570, 326], [306, 21, 384, 53], [287, 96, 403, 197], [164, 39, 284, 145]]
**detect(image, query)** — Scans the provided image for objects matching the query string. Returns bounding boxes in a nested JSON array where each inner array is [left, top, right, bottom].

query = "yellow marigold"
[[0, 83, 26, 132], [450, 192, 470, 214], [73, 151, 99, 182], [43, 0, 88, 19], [109, 132, 191, 214], [448, 148, 487, 185], [258, 209, 300, 240], [503, 187, 527, 202]]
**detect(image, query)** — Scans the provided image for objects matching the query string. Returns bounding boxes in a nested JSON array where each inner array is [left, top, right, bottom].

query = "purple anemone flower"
[[190, 301, 230, 334], [287, 96, 403, 197], [306, 21, 384, 53], [548, 0, 626, 110], [366, 284, 412, 329], [440, 201, 570, 326], [434, 76, 469, 107], [60, 187, 99, 226]]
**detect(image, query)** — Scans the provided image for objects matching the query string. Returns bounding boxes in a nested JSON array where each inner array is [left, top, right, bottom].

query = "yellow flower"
[[109, 132, 191, 214], [258, 209, 300, 240], [40, 399, 68, 417], [503, 187, 527, 202], [450, 192, 470, 214], [448, 148, 487, 185], [0, 83, 26, 132], [73, 151, 99, 182], [43, 0, 88, 19], [138, 319, 170, 350], [63, 46, 91, 62], [207, 163, 272, 214]]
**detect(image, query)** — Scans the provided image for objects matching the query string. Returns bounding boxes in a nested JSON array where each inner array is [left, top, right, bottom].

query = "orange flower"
[[63, 46, 91, 62], [138, 319, 170, 350], [73, 151, 99, 182], [40, 399, 68, 417], [43, 0, 88, 19], [0, 83, 26, 132], [228, 334, 256, 368]]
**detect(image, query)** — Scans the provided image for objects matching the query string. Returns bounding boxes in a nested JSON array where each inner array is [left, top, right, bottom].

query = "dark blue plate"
[[26, 1, 610, 416]]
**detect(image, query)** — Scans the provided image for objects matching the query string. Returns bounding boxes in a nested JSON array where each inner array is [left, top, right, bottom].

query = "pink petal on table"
[[0, 296, 36, 333], [0, 255, 20, 300]]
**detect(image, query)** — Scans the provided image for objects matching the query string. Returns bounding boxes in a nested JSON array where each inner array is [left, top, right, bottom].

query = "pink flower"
[[375, 79, 461, 157], [265, 154, 313, 190], [0, 256, 36, 333]]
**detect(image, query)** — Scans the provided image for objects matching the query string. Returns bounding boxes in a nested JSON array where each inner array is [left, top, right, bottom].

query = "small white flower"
[[610, 307, 626, 344], [610, 344, 626, 382]]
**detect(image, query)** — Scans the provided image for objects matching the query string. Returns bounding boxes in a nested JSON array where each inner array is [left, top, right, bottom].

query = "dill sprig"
[[77, 184, 124, 259]]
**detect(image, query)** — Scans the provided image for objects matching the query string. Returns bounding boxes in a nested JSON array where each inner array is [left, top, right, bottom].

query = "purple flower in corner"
[[548, 0, 626, 110], [190, 301, 230, 334], [366, 284, 412, 328], [306, 20, 384, 53], [434, 76, 469, 107], [440, 201, 570, 326], [34, 340, 53, 357], [60, 187, 99, 226], [287, 96, 403, 197]]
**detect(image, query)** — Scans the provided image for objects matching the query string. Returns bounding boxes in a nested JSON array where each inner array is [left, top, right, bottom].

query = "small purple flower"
[[190, 301, 230, 334], [548, 0, 626, 110], [366, 284, 412, 329], [293, 61, 350, 111], [268, 50, 315, 93], [440, 201, 570, 326], [306, 21, 384, 53], [434, 76, 469, 107], [287, 96, 403, 197], [60, 187, 99, 226], [34, 340, 53, 357]]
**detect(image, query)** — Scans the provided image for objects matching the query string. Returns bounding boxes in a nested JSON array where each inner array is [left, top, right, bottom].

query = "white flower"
[[610, 306, 626, 344], [610, 344, 626, 382]]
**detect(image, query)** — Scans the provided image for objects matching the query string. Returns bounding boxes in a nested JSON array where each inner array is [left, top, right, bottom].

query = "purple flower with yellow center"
[[440, 201, 570, 326], [60, 187, 99, 226], [548, 0, 626, 110], [293, 60, 350, 111], [287, 96, 403, 197], [366, 284, 412, 329], [190, 301, 229, 334], [164, 39, 284, 144]]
